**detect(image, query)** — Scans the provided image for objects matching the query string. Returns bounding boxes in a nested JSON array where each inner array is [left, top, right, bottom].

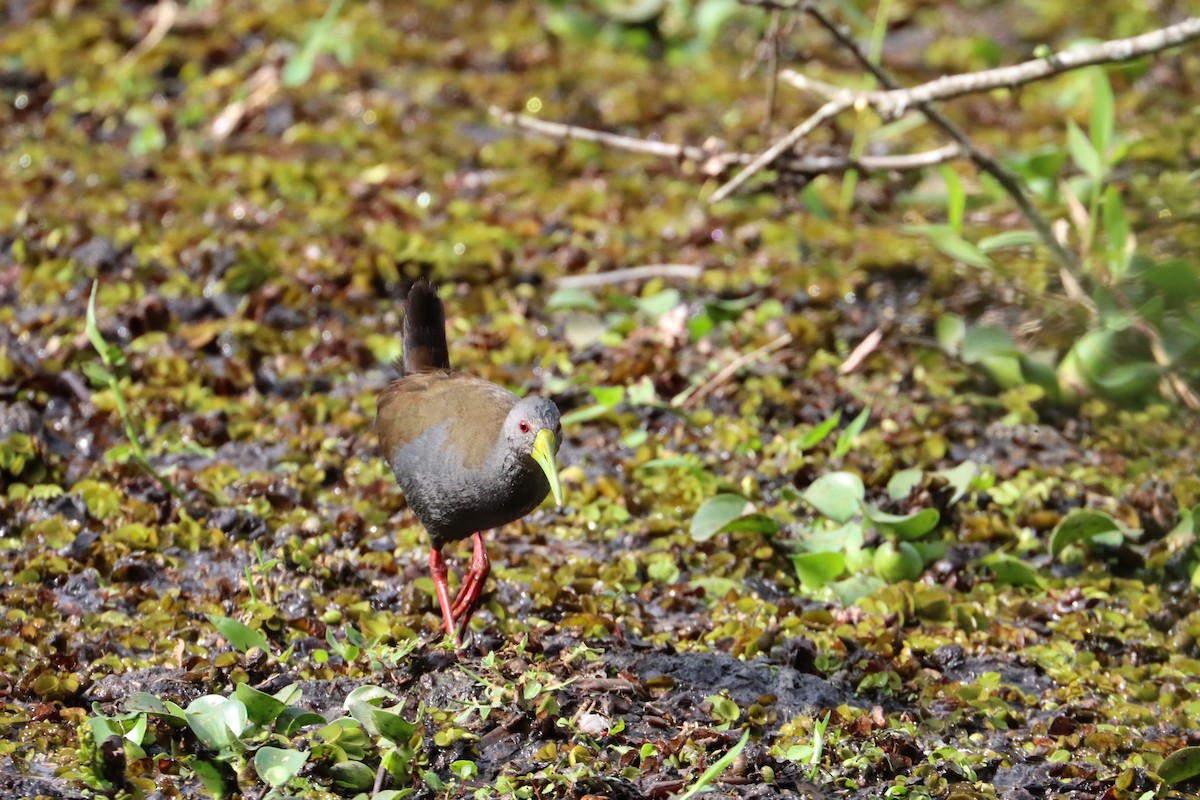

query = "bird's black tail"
[[402, 279, 450, 374]]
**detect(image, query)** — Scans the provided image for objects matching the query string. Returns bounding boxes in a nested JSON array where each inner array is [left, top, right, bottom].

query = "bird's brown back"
[[376, 372, 516, 472]]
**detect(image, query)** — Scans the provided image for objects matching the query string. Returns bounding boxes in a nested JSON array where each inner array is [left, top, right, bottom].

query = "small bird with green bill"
[[376, 280, 564, 645]]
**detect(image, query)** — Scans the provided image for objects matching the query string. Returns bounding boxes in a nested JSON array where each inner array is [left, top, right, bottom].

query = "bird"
[[376, 279, 563, 645]]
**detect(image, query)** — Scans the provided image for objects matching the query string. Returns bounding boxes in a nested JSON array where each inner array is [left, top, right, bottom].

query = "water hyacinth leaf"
[[830, 574, 886, 606], [691, 494, 754, 542], [1158, 746, 1200, 786], [588, 385, 625, 407], [564, 313, 608, 349], [254, 746, 308, 789], [934, 461, 979, 505], [560, 404, 611, 426], [636, 288, 681, 321], [208, 615, 270, 654], [234, 683, 287, 726], [935, 314, 965, 354], [185, 696, 248, 754], [1049, 509, 1132, 558], [331, 760, 376, 793], [961, 326, 1019, 365], [799, 410, 841, 450], [798, 520, 864, 554], [833, 405, 870, 459], [983, 553, 1043, 587], [887, 468, 924, 500], [1091, 362, 1160, 401], [546, 287, 600, 311], [124, 692, 187, 724], [791, 551, 845, 589], [802, 472, 865, 523], [191, 759, 237, 800], [864, 505, 940, 540], [276, 706, 327, 737]]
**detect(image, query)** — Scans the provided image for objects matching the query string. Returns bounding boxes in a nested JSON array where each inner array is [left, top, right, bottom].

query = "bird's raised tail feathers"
[[402, 279, 450, 374]]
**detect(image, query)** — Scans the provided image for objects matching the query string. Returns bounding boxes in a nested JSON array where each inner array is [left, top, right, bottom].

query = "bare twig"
[[672, 333, 793, 408], [712, 8, 1200, 277], [556, 264, 704, 289], [838, 327, 884, 375], [804, 5, 1086, 274], [489, 106, 960, 176], [782, 16, 1200, 118], [122, 0, 179, 65]]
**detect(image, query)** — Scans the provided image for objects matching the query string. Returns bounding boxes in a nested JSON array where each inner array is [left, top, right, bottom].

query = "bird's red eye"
[[519, 420, 530, 433]]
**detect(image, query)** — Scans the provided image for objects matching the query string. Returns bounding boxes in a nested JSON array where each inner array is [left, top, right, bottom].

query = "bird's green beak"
[[531, 428, 564, 506]]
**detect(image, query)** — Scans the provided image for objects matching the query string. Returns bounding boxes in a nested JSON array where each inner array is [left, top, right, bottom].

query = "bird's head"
[[505, 396, 563, 506]]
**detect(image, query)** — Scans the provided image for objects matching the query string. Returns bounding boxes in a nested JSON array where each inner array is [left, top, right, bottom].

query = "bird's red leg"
[[428, 547, 459, 644], [451, 532, 490, 636]]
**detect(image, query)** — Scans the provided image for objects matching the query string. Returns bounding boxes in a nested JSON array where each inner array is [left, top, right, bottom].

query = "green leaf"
[[790, 552, 845, 589], [546, 287, 600, 311], [344, 685, 417, 744], [863, 505, 940, 540], [941, 165, 966, 233], [1089, 68, 1114, 161], [927, 227, 992, 268], [1049, 509, 1132, 559], [799, 411, 841, 450], [935, 315, 965, 354], [675, 728, 751, 800], [184, 696, 247, 754], [1158, 746, 1200, 786], [933, 461, 978, 505], [254, 746, 308, 789], [234, 683, 287, 727], [191, 758, 237, 800], [1091, 362, 1160, 401], [208, 615, 270, 654], [124, 692, 187, 724], [801, 472, 865, 523], [331, 760, 376, 793], [961, 326, 1018, 365], [276, 706, 327, 736], [560, 404, 611, 426], [588, 385, 625, 406], [982, 554, 1043, 587], [690, 494, 752, 542], [977, 231, 1042, 252], [1067, 120, 1103, 182], [1102, 185, 1129, 280], [886, 468, 924, 501], [85, 282, 111, 367], [833, 405, 870, 459]]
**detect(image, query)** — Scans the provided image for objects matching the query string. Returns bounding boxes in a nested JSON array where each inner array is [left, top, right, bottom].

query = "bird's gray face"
[[505, 396, 563, 505]]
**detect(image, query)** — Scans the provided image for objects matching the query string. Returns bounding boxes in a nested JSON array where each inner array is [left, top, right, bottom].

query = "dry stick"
[[488, 106, 960, 175], [556, 264, 704, 289], [712, 8, 1200, 273], [838, 327, 884, 375], [674, 333, 793, 408]]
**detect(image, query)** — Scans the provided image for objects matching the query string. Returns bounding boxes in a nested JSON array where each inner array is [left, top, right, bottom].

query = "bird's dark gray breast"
[[388, 423, 550, 547]]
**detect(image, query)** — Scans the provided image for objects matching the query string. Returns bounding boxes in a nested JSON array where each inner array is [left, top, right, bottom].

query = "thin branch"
[[556, 264, 704, 289], [838, 327, 884, 375], [799, 4, 1085, 274], [489, 106, 960, 176], [712, 9, 1200, 277], [672, 333, 793, 408], [791, 16, 1200, 118]]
